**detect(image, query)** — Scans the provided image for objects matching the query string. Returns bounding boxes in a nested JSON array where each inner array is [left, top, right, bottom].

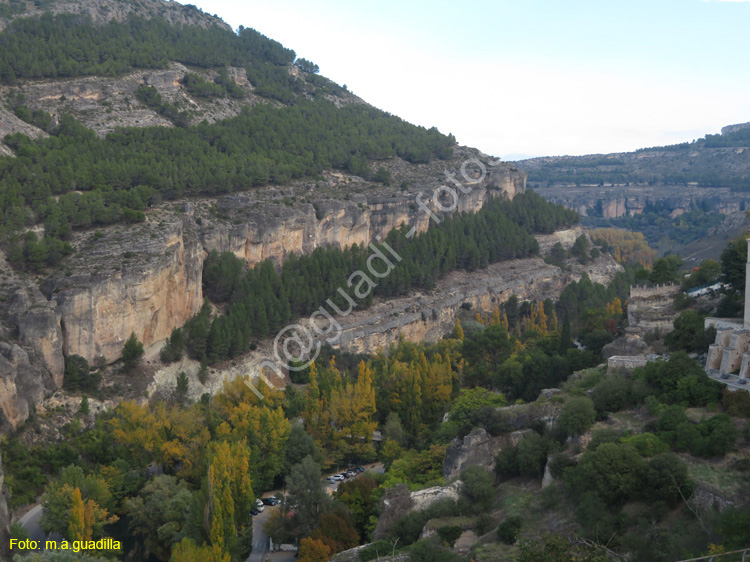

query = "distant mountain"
[[516, 124, 750, 191]]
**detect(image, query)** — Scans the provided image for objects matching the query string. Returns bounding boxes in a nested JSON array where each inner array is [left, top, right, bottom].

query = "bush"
[[497, 516, 522, 544], [359, 540, 396, 562], [723, 387, 750, 417], [516, 432, 548, 478], [460, 465, 495, 513], [590, 374, 631, 415], [408, 540, 458, 562], [573, 443, 644, 506], [437, 525, 462, 547], [558, 397, 596, 436]]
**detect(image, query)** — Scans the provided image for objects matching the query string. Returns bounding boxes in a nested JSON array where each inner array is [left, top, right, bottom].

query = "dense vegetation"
[[0, 12, 295, 83], [184, 191, 578, 364], [0, 100, 454, 271], [584, 203, 726, 251], [7, 236, 750, 562], [0, 9, 457, 272]]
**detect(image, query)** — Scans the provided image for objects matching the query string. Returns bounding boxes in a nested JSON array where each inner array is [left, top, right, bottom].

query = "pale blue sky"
[[179, 0, 750, 158]]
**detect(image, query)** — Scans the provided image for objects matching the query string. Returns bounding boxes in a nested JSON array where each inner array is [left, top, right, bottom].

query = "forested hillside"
[[0, 8, 456, 272], [519, 126, 750, 190], [183, 191, 578, 364]]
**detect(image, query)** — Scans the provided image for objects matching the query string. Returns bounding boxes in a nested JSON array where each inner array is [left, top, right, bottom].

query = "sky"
[[178, 0, 750, 159]]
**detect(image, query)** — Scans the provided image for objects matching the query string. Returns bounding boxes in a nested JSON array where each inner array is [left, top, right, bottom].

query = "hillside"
[[518, 125, 750, 190], [517, 126, 750, 255], [3, 3, 750, 562]]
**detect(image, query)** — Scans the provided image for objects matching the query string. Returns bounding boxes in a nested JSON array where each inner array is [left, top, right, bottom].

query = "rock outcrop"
[[7, 288, 64, 386], [443, 428, 504, 481], [0, 343, 48, 432], [0, 0, 231, 31], [536, 184, 747, 219], [0, 451, 9, 562], [333, 250, 620, 356], [43, 215, 204, 364]]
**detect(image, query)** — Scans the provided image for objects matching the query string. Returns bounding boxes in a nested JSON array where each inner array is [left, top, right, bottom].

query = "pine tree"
[[175, 371, 189, 405], [560, 312, 572, 354], [198, 355, 209, 385], [122, 332, 144, 372], [78, 395, 90, 416]]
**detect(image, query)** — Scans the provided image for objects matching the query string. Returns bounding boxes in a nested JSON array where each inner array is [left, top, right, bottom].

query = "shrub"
[[497, 516, 522, 544], [437, 525, 462, 547], [359, 540, 396, 561], [558, 397, 596, 436], [460, 465, 495, 513]]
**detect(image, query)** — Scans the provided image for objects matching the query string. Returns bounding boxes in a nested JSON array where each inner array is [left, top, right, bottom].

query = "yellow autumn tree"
[[298, 537, 331, 562], [605, 297, 623, 316], [220, 398, 290, 491], [328, 360, 378, 461], [207, 440, 253, 550], [454, 318, 465, 341], [68, 487, 87, 542], [170, 538, 230, 562], [65, 485, 118, 542]]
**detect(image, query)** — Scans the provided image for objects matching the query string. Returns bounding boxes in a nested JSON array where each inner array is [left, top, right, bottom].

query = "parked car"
[[356, 466, 365, 473], [262, 496, 279, 506], [333, 474, 344, 481], [250, 508, 260, 516], [340, 472, 350, 479], [326, 476, 337, 483], [346, 470, 357, 478], [255, 499, 265, 512]]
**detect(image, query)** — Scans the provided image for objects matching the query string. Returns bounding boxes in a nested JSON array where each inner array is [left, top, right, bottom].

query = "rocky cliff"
[[41, 214, 204, 366], [0, 451, 9, 561], [0, 0, 231, 31], [0, 151, 525, 429], [536, 184, 746, 219], [333, 230, 620, 355]]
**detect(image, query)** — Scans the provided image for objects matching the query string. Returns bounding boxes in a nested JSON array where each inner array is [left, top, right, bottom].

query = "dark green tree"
[[121, 332, 144, 372]]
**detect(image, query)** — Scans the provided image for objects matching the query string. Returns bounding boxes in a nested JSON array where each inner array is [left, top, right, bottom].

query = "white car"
[[255, 498, 265, 512], [333, 474, 345, 481]]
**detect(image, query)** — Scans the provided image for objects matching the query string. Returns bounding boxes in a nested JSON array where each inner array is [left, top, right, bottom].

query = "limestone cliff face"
[[200, 165, 525, 268], [1, 155, 524, 428], [43, 216, 204, 364], [200, 196, 371, 267], [7, 287, 64, 386], [0, 343, 48, 432], [0, 451, 9, 562], [0, 0, 231, 31], [538, 184, 744, 219], [335, 258, 563, 355], [332, 232, 620, 356]]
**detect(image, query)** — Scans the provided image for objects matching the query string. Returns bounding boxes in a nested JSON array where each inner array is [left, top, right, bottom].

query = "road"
[[247, 465, 383, 561], [247, 505, 272, 562], [19, 504, 45, 542]]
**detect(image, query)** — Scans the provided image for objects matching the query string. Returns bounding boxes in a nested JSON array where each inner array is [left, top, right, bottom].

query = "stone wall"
[[607, 355, 652, 373]]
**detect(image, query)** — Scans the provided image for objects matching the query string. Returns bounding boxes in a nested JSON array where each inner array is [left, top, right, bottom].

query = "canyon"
[[0, 150, 528, 430], [536, 184, 747, 219]]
